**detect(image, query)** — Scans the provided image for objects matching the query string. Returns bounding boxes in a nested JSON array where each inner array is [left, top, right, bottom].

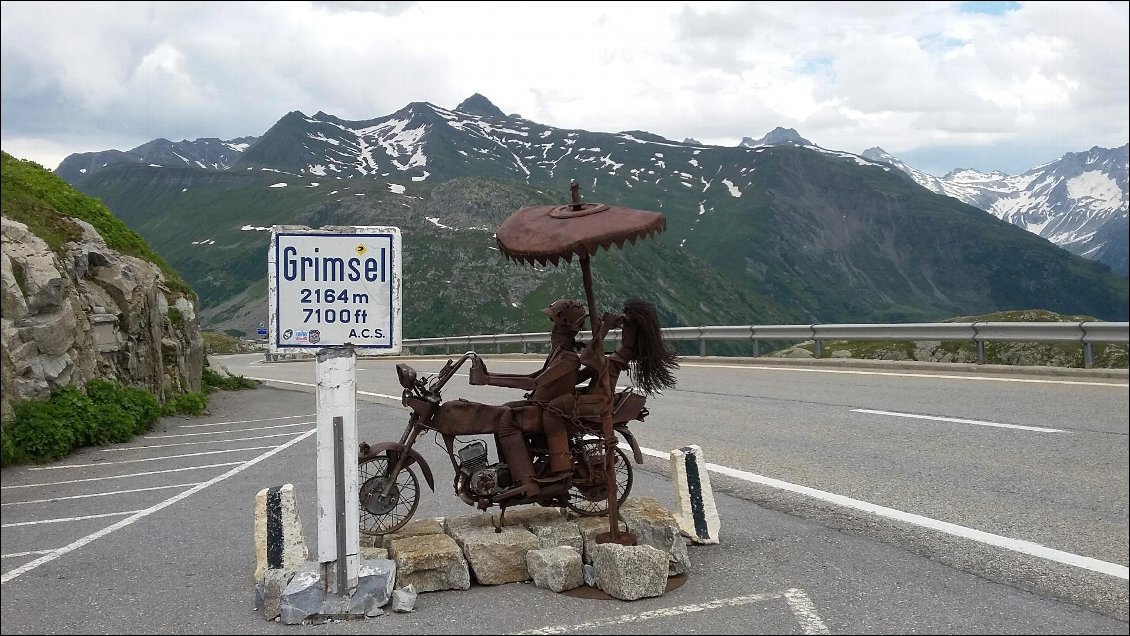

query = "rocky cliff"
[[1, 215, 204, 420]]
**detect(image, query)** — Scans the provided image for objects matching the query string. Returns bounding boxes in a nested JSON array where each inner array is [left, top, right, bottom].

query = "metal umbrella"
[[495, 180, 666, 544]]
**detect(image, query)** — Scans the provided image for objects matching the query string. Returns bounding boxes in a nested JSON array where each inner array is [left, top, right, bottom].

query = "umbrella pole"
[[581, 257, 628, 545]]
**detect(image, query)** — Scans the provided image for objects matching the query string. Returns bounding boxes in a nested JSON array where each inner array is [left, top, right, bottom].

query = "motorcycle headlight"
[[396, 363, 417, 389]]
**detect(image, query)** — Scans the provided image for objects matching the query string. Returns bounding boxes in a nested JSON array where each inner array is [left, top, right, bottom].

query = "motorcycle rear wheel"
[[358, 453, 420, 536], [565, 439, 633, 516]]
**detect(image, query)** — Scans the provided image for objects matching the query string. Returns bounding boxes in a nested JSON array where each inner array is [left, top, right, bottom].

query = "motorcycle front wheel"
[[358, 453, 420, 536], [565, 439, 633, 516]]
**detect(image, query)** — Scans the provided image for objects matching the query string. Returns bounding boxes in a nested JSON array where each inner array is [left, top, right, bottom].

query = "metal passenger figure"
[[466, 299, 589, 501]]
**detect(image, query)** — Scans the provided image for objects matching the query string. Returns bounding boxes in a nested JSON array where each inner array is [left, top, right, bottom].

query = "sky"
[[1, 1, 1127, 177]]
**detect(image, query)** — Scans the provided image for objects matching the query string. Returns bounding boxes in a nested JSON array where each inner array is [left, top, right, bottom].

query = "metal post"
[[815, 339, 823, 358], [752, 340, 760, 358], [333, 415, 348, 595], [699, 337, 706, 357], [1084, 343, 1094, 369], [976, 341, 985, 365]]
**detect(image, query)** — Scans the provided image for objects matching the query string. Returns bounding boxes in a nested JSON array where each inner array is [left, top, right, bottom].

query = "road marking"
[[679, 362, 1128, 387], [142, 422, 311, 439], [1, 483, 200, 506], [0, 463, 244, 490], [2, 510, 147, 528], [176, 414, 312, 428], [1, 429, 317, 584], [100, 432, 306, 451], [512, 588, 829, 635], [246, 376, 401, 401], [783, 589, 832, 634], [637, 446, 1129, 580], [27, 446, 281, 470], [1, 549, 56, 559], [850, 409, 1066, 433]]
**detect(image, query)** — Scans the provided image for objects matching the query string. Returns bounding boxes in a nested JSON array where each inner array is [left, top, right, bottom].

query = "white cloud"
[[1, 1, 1126, 176]]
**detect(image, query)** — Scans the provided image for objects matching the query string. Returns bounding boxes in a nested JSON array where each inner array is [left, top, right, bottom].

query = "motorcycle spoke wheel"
[[566, 441, 633, 517], [358, 454, 420, 536]]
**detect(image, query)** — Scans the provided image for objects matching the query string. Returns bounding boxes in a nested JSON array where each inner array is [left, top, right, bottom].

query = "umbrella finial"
[[570, 180, 583, 211]]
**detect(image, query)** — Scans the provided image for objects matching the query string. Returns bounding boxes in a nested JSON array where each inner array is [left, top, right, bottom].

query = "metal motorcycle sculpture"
[[356, 299, 677, 535]]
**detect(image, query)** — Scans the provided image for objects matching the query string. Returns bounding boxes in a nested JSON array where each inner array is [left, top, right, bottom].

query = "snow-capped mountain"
[[740, 127, 812, 148], [50, 93, 1128, 339], [862, 145, 1129, 276]]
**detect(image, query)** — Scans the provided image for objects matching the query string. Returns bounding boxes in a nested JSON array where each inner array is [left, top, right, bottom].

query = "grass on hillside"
[[0, 151, 194, 299]]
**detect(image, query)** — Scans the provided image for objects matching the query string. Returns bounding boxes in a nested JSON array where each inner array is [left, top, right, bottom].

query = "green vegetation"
[[0, 151, 194, 299], [203, 331, 262, 354], [167, 306, 185, 327], [202, 365, 260, 392], [1, 370, 259, 466], [1, 380, 161, 465], [161, 391, 208, 416]]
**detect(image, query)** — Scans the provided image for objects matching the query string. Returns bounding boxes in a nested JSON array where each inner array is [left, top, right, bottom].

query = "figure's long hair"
[[623, 300, 679, 395]]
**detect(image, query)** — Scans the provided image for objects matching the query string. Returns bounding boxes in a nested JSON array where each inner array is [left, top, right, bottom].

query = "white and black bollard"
[[670, 444, 720, 544], [254, 483, 310, 580]]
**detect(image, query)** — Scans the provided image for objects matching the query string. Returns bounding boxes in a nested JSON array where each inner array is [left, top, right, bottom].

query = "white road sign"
[[268, 226, 402, 353]]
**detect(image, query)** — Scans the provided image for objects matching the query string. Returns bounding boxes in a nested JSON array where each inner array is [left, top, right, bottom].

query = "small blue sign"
[[257, 328, 268, 337]]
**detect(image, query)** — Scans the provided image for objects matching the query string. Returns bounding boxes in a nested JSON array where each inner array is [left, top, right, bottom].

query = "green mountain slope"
[[54, 100, 1129, 338]]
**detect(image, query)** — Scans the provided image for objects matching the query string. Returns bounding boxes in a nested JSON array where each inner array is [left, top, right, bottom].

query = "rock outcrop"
[[1, 214, 203, 419]]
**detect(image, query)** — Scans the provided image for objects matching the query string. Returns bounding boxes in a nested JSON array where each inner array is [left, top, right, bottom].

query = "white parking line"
[[246, 377, 400, 401], [0, 463, 244, 490], [175, 414, 313, 428], [1, 549, 56, 559], [850, 408, 1066, 433], [142, 421, 311, 440], [636, 446, 1130, 580], [1, 429, 316, 584], [27, 446, 281, 470], [2, 510, 147, 528], [512, 588, 829, 635], [2, 483, 200, 506], [100, 432, 304, 451]]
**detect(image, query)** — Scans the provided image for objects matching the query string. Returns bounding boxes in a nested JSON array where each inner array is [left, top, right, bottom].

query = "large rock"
[[1, 215, 203, 419], [448, 522, 541, 585], [590, 543, 668, 601], [619, 496, 691, 575], [387, 533, 471, 592]]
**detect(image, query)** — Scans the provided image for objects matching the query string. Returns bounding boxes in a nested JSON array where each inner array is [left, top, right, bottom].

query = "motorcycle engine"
[[457, 440, 511, 497]]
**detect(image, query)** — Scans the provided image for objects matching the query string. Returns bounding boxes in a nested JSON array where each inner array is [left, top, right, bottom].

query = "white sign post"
[[268, 225, 402, 598]]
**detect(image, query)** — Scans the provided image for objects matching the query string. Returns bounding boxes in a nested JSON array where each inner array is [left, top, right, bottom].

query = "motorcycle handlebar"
[[430, 350, 480, 393]]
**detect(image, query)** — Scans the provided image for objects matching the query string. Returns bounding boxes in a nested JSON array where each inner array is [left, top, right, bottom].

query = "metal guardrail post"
[[976, 341, 986, 364], [1084, 343, 1094, 369], [815, 339, 823, 358]]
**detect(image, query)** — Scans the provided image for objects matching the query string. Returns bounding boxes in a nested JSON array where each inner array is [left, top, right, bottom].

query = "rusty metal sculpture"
[[356, 183, 677, 543], [494, 182, 673, 545]]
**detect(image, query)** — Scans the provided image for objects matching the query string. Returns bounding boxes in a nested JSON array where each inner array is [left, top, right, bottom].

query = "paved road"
[[1, 354, 1126, 634]]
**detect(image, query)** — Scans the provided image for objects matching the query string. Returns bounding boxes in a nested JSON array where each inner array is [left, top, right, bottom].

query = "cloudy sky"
[[1, 1, 1126, 176]]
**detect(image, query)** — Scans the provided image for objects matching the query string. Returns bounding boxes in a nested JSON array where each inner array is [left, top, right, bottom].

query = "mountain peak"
[[740, 127, 812, 148], [455, 93, 506, 119]]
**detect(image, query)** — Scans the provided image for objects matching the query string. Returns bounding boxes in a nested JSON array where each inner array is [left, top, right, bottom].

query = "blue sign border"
[[273, 231, 397, 350]]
